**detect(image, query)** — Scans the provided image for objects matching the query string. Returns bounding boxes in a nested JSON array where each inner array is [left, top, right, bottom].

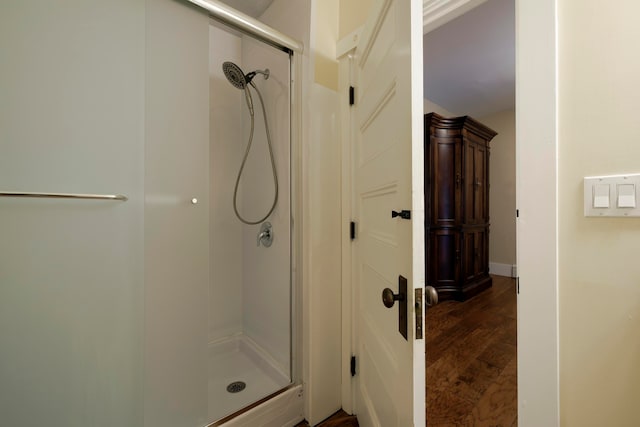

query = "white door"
[[351, 0, 425, 426]]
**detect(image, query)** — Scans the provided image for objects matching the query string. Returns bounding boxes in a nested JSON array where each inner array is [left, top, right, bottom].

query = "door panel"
[[464, 142, 477, 224], [463, 231, 476, 281], [474, 143, 488, 223], [462, 228, 489, 282], [352, 0, 424, 426], [432, 137, 462, 226], [464, 141, 490, 225], [428, 229, 460, 287]]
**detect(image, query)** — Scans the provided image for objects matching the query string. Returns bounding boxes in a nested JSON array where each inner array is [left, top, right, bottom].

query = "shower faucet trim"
[[257, 222, 273, 247]]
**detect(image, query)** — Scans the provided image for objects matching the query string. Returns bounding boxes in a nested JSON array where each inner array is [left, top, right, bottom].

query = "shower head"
[[223, 61, 247, 89], [222, 61, 270, 90]]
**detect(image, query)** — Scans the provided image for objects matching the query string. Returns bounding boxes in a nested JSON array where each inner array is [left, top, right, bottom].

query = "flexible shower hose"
[[232, 81, 279, 225]]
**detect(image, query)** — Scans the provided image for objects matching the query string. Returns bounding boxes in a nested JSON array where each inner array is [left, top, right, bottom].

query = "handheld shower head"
[[222, 61, 270, 90], [222, 61, 247, 89]]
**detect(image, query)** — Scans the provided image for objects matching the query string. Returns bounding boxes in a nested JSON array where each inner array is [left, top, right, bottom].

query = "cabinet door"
[[463, 141, 489, 225], [462, 228, 489, 282], [427, 229, 461, 289], [473, 228, 489, 277], [430, 136, 462, 226], [474, 143, 489, 224]]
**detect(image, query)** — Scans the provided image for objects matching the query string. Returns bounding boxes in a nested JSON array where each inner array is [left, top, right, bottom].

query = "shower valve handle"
[[257, 230, 270, 246], [257, 222, 273, 247]]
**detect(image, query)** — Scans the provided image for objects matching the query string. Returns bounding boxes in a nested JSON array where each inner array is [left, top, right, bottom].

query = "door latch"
[[415, 288, 423, 340], [391, 210, 411, 219]]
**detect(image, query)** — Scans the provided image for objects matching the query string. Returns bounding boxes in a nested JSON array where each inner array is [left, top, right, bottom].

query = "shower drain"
[[226, 381, 246, 393]]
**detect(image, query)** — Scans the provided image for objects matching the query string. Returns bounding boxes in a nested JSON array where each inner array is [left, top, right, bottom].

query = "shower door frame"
[[188, 0, 305, 424]]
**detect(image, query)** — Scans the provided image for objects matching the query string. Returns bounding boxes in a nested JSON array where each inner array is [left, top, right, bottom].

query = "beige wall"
[[423, 98, 458, 116], [559, 0, 640, 425], [479, 110, 516, 266], [339, 0, 373, 38], [312, 0, 377, 89], [312, 0, 339, 89]]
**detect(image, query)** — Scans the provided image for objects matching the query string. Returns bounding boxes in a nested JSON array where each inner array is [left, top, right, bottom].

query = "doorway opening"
[[422, 0, 517, 425]]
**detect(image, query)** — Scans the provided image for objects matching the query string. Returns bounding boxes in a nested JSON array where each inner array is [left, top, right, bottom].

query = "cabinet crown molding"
[[424, 112, 498, 141]]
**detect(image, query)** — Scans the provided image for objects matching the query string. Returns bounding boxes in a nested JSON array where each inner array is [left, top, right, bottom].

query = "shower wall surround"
[[209, 23, 244, 344], [209, 24, 291, 375], [239, 35, 292, 375]]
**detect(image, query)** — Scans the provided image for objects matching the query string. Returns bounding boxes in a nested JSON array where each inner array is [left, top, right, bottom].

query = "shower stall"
[[0, 0, 305, 426], [207, 14, 297, 423]]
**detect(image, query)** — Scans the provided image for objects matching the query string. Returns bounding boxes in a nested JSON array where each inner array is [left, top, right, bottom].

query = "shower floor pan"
[[208, 335, 290, 422]]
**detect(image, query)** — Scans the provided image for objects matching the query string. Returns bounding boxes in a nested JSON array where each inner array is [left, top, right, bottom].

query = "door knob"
[[425, 286, 439, 307], [382, 287, 405, 308]]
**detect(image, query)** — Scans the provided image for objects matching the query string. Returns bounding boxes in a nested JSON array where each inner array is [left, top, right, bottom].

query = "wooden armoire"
[[424, 113, 497, 301]]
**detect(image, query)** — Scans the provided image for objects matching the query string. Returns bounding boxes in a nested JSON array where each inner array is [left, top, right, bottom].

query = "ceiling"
[[217, 0, 274, 18], [218, 0, 514, 118], [423, 0, 515, 117]]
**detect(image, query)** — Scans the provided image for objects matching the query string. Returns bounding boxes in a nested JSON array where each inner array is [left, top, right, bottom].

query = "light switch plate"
[[584, 174, 640, 217]]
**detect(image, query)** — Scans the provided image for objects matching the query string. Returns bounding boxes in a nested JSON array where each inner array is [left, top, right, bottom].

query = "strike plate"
[[415, 288, 423, 339]]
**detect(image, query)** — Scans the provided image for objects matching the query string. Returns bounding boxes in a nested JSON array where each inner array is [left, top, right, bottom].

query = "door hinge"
[[516, 209, 519, 218], [516, 277, 520, 294], [350, 221, 356, 240], [350, 355, 356, 377], [349, 86, 355, 106]]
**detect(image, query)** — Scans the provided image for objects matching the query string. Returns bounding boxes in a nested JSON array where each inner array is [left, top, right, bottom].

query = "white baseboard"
[[221, 385, 304, 427], [489, 262, 517, 278]]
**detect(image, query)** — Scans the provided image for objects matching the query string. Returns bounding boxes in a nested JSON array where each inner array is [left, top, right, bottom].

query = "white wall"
[[305, 82, 342, 423], [306, 0, 343, 423], [516, 0, 559, 423], [0, 1, 144, 426]]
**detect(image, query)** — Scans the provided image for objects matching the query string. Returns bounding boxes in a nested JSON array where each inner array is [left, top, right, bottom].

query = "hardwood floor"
[[295, 409, 359, 427], [426, 275, 517, 426], [295, 275, 516, 427]]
